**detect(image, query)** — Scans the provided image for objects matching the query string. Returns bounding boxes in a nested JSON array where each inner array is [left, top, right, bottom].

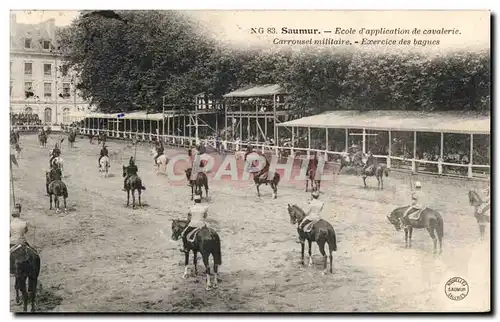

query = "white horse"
[[235, 150, 246, 161], [51, 156, 64, 177], [99, 155, 110, 177], [155, 154, 169, 174]]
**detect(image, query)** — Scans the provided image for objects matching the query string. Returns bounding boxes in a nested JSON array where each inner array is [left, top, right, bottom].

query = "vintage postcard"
[[9, 9, 490, 313]]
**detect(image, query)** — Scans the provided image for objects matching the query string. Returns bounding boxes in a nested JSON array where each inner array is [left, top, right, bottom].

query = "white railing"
[[76, 127, 490, 180]]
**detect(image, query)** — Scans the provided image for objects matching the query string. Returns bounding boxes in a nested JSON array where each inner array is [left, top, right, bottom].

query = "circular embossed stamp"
[[445, 277, 469, 301]]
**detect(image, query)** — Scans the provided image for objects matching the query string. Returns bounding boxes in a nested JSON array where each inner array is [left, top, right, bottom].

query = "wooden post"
[[387, 131, 392, 168], [438, 132, 444, 175], [224, 102, 228, 141], [273, 94, 277, 147], [307, 127, 311, 158], [239, 101, 243, 140], [362, 128, 366, 154], [345, 128, 349, 151], [275, 123, 279, 156], [291, 126, 295, 155], [325, 128, 329, 151], [265, 115, 268, 140], [412, 131, 417, 174], [468, 133, 474, 178]]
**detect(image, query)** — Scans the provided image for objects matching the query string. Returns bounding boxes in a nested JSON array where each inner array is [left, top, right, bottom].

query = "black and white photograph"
[[8, 9, 490, 313]]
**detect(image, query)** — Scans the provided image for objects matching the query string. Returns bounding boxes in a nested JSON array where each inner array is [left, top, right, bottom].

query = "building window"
[[24, 38, 32, 49], [24, 82, 33, 98], [44, 64, 52, 76], [44, 108, 52, 123], [43, 40, 51, 50], [62, 83, 71, 98], [25, 107, 33, 114], [24, 62, 32, 76], [63, 108, 70, 123], [44, 82, 52, 98]]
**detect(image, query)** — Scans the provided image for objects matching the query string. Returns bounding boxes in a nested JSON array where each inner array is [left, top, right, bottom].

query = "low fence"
[[69, 127, 489, 181]]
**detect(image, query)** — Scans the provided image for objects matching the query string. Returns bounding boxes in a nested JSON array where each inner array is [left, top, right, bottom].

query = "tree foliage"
[[58, 11, 490, 114]]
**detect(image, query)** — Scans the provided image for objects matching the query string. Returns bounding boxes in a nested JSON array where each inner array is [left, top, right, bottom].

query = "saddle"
[[185, 226, 205, 243], [363, 165, 375, 175], [477, 202, 491, 216], [407, 207, 426, 221], [299, 218, 317, 233]]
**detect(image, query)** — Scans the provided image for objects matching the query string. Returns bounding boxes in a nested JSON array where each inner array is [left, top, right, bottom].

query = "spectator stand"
[[223, 84, 297, 153], [277, 110, 490, 179]]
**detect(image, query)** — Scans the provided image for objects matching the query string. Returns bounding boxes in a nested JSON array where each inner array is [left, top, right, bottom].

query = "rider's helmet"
[[415, 181, 422, 189], [129, 156, 135, 166]]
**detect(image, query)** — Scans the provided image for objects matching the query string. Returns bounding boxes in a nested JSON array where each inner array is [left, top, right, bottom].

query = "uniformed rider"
[[363, 150, 376, 174], [123, 157, 138, 191], [154, 139, 164, 165], [180, 194, 209, 253], [189, 145, 201, 181], [10, 203, 32, 252], [401, 181, 426, 225], [98, 144, 109, 167], [49, 143, 61, 167]]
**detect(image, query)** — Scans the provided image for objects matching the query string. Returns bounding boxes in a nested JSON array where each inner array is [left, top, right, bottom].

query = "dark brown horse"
[[10, 244, 40, 312], [387, 206, 444, 254], [305, 167, 321, 193], [97, 132, 106, 145], [171, 219, 222, 290], [45, 168, 68, 213], [360, 163, 389, 189], [38, 132, 47, 147], [287, 204, 337, 275], [122, 166, 146, 208], [68, 131, 77, 148], [185, 168, 209, 200], [250, 157, 280, 199], [468, 190, 490, 241]]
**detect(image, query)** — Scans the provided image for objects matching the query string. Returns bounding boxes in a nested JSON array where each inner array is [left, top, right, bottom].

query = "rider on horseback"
[[123, 157, 138, 191], [10, 204, 32, 252], [154, 139, 164, 165], [308, 152, 319, 172], [401, 181, 426, 226], [190, 145, 201, 181], [363, 150, 376, 174], [180, 194, 209, 253], [297, 191, 324, 240], [98, 144, 109, 167], [49, 143, 61, 167]]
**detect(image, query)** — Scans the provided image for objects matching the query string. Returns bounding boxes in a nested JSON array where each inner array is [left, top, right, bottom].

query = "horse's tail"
[[274, 171, 281, 185], [212, 232, 222, 266], [62, 184, 69, 199], [436, 212, 444, 241], [329, 228, 338, 252], [384, 167, 389, 177]]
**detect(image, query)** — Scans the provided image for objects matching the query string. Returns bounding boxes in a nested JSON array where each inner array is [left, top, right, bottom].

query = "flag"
[[10, 154, 18, 167]]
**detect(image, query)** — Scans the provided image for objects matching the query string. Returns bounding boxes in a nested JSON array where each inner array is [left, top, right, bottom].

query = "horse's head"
[[171, 219, 189, 241], [288, 204, 305, 225], [122, 165, 127, 177], [185, 168, 192, 179], [45, 171, 51, 182], [387, 208, 404, 231]]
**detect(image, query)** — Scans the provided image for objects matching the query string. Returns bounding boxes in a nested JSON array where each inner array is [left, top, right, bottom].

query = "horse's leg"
[[308, 240, 313, 266], [203, 254, 212, 290], [18, 276, 28, 312], [191, 185, 194, 200], [305, 178, 309, 192], [49, 194, 53, 210], [300, 240, 305, 266], [213, 256, 219, 289], [318, 241, 328, 275], [28, 276, 38, 312], [126, 190, 130, 207], [404, 229, 408, 248], [363, 176, 367, 188], [182, 251, 189, 279], [205, 181, 209, 198], [64, 197, 67, 213], [138, 189, 142, 207], [409, 227, 413, 248], [426, 227, 437, 254], [55, 196, 60, 213], [193, 251, 198, 275], [380, 176, 384, 190], [256, 183, 261, 197], [15, 277, 20, 304], [132, 189, 136, 209], [479, 224, 485, 241], [377, 176, 380, 189]]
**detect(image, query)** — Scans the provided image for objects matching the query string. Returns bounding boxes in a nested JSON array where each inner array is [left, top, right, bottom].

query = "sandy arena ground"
[[10, 134, 490, 312]]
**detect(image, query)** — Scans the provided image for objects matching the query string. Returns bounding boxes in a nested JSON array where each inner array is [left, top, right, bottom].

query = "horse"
[[68, 131, 77, 148], [235, 150, 246, 161], [97, 133, 106, 145], [45, 169, 68, 213], [171, 219, 222, 290], [468, 190, 490, 241], [337, 151, 364, 174], [38, 132, 47, 147], [151, 147, 169, 173], [99, 155, 110, 177], [122, 166, 146, 208], [185, 168, 209, 200], [50, 156, 64, 177], [387, 206, 444, 254], [287, 204, 337, 275], [247, 155, 280, 199], [10, 244, 41, 312], [305, 167, 321, 193], [360, 163, 389, 189]]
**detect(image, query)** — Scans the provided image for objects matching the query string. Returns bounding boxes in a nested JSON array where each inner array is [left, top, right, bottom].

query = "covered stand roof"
[[277, 110, 490, 135], [85, 111, 166, 121], [223, 84, 285, 98]]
